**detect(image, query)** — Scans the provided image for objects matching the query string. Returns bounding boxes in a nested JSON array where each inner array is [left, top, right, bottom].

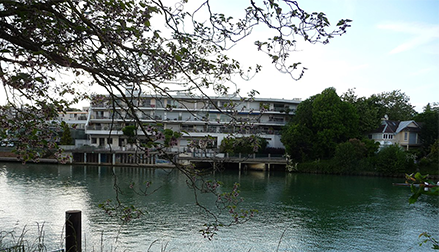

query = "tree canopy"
[[413, 103, 439, 155], [341, 88, 418, 134], [0, 0, 351, 160], [281, 87, 359, 161], [341, 88, 381, 135], [59, 121, 73, 145], [368, 90, 417, 121], [219, 135, 267, 154], [0, 0, 351, 235]]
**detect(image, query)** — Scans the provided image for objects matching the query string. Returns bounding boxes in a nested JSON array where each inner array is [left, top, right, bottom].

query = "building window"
[[383, 134, 393, 140], [91, 138, 97, 144], [404, 132, 408, 141], [107, 138, 113, 145]]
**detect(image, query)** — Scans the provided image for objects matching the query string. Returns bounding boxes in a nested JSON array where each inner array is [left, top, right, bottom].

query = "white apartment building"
[[57, 109, 89, 129], [84, 92, 300, 152]]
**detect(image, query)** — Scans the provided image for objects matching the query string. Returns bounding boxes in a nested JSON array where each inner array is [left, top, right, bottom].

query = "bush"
[[219, 136, 267, 154], [296, 159, 336, 173], [374, 145, 415, 174], [60, 121, 73, 145], [333, 139, 367, 173]]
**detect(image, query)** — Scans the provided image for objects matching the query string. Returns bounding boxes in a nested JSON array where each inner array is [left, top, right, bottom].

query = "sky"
[[1, 0, 438, 112], [215, 0, 439, 112]]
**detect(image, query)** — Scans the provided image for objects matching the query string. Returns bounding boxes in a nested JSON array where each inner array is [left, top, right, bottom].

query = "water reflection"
[[1, 163, 438, 251], [0, 163, 91, 251]]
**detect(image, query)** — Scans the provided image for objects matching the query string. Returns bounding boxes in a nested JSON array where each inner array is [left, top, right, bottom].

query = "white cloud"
[[377, 22, 439, 54]]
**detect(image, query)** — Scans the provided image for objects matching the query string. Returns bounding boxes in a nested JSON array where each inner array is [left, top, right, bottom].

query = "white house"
[[369, 119, 421, 150]]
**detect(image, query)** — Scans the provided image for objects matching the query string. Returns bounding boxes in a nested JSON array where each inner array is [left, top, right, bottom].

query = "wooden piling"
[[66, 210, 81, 252]]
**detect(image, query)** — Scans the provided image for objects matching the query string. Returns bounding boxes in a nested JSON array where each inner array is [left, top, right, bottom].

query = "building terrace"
[[84, 93, 301, 152]]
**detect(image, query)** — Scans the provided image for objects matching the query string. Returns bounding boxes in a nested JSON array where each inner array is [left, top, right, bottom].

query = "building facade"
[[369, 120, 421, 150], [57, 109, 89, 129], [84, 93, 300, 152]]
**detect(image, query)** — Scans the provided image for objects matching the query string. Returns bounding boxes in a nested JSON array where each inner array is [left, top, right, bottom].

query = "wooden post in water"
[[66, 210, 81, 252]]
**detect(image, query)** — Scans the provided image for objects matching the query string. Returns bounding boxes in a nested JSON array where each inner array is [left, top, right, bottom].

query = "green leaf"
[[414, 172, 428, 182]]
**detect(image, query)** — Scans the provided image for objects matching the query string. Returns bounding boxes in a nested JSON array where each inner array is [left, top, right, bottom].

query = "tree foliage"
[[0, 0, 351, 162], [219, 135, 267, 154], [333, 138, 378, 173], [59, 121, 73, 145], [342, 88, 418, 133], [368, 90, 417, 121], [374, 144, 415, 174], [122, 125, 137, 144], [341, 88, 381, 134], [282, 87, 359, 161], [413, 103, 439, 155], [0, 0, 351, 237]]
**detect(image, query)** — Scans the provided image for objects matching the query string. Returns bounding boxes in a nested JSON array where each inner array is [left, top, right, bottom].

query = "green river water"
[[0, 162, 438, 251]]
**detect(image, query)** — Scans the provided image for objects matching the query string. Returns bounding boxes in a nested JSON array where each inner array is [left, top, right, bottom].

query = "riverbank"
[[1, 151, 437, 179], [0, 152, 59, 164], [292, 158, 439, 179], [0, 152, 175, 168]]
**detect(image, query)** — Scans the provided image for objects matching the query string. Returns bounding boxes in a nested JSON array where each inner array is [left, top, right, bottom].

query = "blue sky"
[[220, 0, 439, 112], [1, 0, 437, 113]]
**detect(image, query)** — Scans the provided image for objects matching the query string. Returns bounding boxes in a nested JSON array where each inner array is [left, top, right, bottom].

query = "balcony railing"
[[86, 126, 123, 131]]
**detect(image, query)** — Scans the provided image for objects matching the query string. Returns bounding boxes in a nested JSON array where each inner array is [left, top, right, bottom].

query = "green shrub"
[[374, 145, 415, 174], [333, 139, 366, 173], [219, 135, 267, 154], [297, 159, 336, 173]]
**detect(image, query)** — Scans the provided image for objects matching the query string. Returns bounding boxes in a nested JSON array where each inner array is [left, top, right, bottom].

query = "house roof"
[[372, 120, 419, 134], [396, 121, 415, 133]]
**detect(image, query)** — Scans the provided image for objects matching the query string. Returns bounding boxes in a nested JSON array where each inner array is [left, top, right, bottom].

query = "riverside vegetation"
[[281, 88, 439, 176]]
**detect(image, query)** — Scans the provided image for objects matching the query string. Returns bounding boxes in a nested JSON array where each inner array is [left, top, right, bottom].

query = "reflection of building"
[[369, 120, 421, 150], [84, 93, 301, 151]]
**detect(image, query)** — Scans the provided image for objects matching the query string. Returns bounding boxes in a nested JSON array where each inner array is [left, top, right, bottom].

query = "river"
[[0, 162, 438, 251]]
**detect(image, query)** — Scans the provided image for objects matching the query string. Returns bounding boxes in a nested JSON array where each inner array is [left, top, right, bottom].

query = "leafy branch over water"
[[403, 172, 439, 250], [98, 168, 257, 240], [405, 172, 439, 204], [199, 181, 258, 240]]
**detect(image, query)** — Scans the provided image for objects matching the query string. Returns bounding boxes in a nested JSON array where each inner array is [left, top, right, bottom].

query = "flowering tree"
[[0, 0, 351, 237]]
